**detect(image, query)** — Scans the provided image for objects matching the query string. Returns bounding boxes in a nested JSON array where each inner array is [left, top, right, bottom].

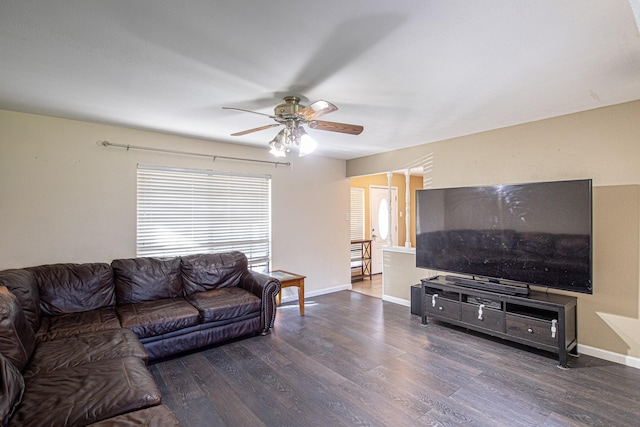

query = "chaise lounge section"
[[0, 251, 280, 426]]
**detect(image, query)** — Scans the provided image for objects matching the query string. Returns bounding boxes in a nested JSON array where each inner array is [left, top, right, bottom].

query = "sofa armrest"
[[238, 271, 280, 334], [0, 353, 24, 426]]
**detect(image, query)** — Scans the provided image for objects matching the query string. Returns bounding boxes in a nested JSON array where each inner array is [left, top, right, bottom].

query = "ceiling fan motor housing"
[[275, 96, 305, 121]]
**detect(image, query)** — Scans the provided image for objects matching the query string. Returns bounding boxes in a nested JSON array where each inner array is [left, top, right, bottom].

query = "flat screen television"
[[416, 179, 592, 294]]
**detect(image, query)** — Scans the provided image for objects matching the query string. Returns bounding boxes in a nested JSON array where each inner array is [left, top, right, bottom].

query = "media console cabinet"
[[421, 276, 578, 368]]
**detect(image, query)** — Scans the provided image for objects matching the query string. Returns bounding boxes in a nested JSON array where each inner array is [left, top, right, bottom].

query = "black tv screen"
[[416, 179, 592, 294]]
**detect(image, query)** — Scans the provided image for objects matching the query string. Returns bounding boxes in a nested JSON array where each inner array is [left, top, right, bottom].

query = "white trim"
[[382, 295, 411, 307], [578, 344, 640, 370], [382, 246, 416, 254], [278, 283, 352, 303], [307, 284, 352, 298]]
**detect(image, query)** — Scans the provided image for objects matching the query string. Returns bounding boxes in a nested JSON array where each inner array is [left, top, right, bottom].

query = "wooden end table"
[[269, 270, 305, 316]]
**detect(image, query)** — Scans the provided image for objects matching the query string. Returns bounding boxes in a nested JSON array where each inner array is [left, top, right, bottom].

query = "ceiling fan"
[[222, 96, 363, 157]]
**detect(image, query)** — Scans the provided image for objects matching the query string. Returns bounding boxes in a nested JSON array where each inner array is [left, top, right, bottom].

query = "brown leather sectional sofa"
[[0, 251, 281, 426]]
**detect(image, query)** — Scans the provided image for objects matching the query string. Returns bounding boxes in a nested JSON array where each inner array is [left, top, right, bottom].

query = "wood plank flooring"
[[149, 291, 640, 426], [350, 273, 382, 298]]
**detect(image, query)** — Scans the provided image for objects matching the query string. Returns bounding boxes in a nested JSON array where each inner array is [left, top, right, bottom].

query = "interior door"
[[370, 186, 398, 274]]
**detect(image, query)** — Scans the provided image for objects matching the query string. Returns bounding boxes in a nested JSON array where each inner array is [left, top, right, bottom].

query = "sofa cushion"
[[186, 287, 261, 322], [0, 287, 36, 372], [88, 404, 181, 427], [0, 269, 41, 334], [24, 328, 147, 378], [142, 316, 262, 360], [9, 357, 162, 427], [0, 353, 24, 426], [112, 257, 183, 304], [117, 297, 200, 339], [30, 262, 115, 315], [36, 306, 121, 342], [181, 251, 247, 294]]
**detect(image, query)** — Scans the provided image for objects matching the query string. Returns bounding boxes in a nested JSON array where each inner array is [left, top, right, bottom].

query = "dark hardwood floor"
[[149, 291, 640, 426]]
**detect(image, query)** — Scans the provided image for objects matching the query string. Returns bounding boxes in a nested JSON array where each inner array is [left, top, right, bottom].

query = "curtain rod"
[[99, 141, 291, 167]]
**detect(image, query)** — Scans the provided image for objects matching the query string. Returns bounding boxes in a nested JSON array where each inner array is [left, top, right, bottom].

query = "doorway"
[[349, 171, 424, 300], [350, 274, 382, 298], [369, 186, 398, 274]]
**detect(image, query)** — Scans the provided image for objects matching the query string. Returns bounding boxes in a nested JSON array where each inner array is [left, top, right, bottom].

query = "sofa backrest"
[[0, 287, 36, 372], [29, 263, 116, 316], [181, 252, 248, 294], [0, 269, 41, 334], [112, 256, 183, 304]]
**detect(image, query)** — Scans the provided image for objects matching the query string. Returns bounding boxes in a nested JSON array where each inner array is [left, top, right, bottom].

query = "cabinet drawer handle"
[[527, 328, 534, 334], [438, 306, 443, 311], [478, 304, 485, 320], [432, 294, 438, 307], [551, 319, 557, 338]]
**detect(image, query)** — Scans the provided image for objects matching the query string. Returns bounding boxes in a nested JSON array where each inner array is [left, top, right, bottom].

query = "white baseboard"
[[282, 285, 409, 305], [306, 284, 352, 298], [279, 283, 351, 303], [382, 295, 411, 307], [578, 344, 640, 370]]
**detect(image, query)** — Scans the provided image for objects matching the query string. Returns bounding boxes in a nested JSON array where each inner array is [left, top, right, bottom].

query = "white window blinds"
[[350, 187, 365, 241], [137, 165, 271, 269]]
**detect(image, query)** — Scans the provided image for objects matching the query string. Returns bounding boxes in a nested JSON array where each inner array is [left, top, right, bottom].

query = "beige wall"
[[382, 249, 429, 301], [346, 100, 640, 359], [0, 109, 351, 296], [350, 173, 423, 247]]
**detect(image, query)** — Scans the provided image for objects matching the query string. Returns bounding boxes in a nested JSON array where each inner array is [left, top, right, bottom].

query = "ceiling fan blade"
[[289, 16, 405, 94], [309, 120, 363, 135], [222, 106, 275, 118], [231, 123, 281, 136], [298, 100, 338, 120]]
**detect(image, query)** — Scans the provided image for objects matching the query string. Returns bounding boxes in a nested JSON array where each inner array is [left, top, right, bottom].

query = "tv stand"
[[421, 276, 578, 368], [444, 275, 530, 296]]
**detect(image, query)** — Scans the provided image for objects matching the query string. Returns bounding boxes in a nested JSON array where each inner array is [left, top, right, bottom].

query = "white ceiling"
[[1, 1, 639, 160]]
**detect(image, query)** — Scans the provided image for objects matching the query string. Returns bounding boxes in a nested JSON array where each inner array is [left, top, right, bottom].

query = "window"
[[136, 165, 271, 270], [378, 197, 389, 240], [350, 187, 365, 241], [350, 187, 365, 268]]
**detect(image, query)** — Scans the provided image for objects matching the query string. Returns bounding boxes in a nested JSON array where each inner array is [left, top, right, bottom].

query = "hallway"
[[350, 273, 382, 298]]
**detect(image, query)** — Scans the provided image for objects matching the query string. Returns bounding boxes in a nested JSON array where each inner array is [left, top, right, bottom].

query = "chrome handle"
[[551, 319, 558, 338], [478, 304, 485, 320], [432, 294, 438, 307], [527, 328, 533, 333], [438, 306, 443, 311]]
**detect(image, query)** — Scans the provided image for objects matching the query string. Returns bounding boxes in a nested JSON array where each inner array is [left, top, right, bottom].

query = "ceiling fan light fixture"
[[298, 132, 317, 157], [269, 146, 287, 157], [268, 129, 287, 157], [225, 96, 363, 157]]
